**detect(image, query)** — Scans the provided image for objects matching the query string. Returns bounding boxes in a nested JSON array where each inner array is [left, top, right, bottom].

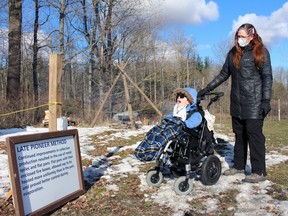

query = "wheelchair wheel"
[[146, 169, 164, 187], [201, 155, 222, 185], [173, 176, 193, 196]]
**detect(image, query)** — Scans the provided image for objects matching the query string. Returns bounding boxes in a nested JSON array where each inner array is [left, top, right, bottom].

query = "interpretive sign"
[[6, 129, 85, 216]]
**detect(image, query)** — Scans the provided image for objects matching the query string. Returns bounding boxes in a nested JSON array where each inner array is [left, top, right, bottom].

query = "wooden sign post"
[[49, 54, 63, 131]]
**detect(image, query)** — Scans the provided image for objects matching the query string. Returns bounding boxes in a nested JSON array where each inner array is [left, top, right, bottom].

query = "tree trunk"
[[5, 0, 22, 127], [59, 0, 65, 102], [32, 0, 40, 124], [7, 0, 22, 107]]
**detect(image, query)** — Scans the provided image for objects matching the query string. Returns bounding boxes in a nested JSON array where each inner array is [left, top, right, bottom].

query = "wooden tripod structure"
[[90, 60, 162, 128]]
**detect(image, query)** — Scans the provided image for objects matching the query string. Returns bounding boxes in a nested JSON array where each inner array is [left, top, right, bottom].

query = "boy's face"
[[177, 94, 190, 108]]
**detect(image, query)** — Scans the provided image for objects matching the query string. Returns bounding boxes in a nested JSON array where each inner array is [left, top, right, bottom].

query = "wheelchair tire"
[[201, 155, 221, 185], [146, 169, 164, 187], [174, 176, 193, 196]]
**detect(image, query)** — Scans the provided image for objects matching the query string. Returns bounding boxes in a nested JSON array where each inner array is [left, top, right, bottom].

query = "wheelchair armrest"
[[184, 127, 199, 138]]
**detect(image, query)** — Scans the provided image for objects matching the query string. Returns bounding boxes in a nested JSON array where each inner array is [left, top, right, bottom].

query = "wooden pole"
[[121, 68, 136, 130], [90, 73, 121, 127], [90, 59, 130, 127], [278, 99, 281, 121], [49, 54, 63, 131], [114, 61, 162, 118]]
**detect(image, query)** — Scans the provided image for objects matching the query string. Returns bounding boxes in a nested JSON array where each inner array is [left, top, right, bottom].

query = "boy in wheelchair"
[[134, 87, 202, 164], [135, 89, 223, 195]]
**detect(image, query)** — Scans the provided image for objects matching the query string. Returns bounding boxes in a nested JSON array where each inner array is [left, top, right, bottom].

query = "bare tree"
[[66, 0, 161, 122], [7, 0, 22, 110], [31, 0, 41, 123], [8, 0, 287, 126], [168, 30, 198, 88], [212, 39, 232, 65]]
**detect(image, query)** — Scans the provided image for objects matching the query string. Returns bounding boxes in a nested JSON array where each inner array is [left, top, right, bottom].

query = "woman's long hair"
[[231, 23, 265, 70]]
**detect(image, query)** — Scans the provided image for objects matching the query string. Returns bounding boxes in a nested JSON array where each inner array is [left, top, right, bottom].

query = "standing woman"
[[198, 23, 273, 183]]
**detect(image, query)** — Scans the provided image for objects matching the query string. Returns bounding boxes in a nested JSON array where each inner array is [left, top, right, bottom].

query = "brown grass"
[[1, 122, 288, 215]]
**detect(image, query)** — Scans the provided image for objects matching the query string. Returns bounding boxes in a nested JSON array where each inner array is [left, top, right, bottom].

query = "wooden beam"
[[90, 59, 131, 127], [120, 63, 136, 130], [90, 73, 121, 127], [113, 62, 162, 118], [48, 54, 63, 131]]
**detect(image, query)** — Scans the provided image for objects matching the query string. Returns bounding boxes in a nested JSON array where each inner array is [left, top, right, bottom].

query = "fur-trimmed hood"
[[173, 88, 197, 107]]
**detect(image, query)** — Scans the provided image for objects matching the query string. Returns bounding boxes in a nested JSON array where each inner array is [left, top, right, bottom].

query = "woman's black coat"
[[206, 45, 273, 119]]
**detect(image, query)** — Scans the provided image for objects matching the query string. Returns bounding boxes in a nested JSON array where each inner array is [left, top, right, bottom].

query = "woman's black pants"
[[232, 117, 266, 176]]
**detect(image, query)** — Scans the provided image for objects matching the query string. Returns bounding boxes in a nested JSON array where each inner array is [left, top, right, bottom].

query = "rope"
[[0, 102, 62, 117]]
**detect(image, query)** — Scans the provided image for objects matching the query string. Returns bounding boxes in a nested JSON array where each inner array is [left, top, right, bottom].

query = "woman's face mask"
[[237, 28, 252, 47], [238, 37, 249, 47]]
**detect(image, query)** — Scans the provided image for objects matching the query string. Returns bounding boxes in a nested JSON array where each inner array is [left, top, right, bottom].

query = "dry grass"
[[1, 121, 288, 215], [215, 119, 288, 193], [0, 141, 6, 152], [51, 174, 173, 216]]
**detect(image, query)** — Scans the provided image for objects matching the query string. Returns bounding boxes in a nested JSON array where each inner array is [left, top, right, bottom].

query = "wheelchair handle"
[[207, 92, 224, 110], [205, 92, 224, 97]]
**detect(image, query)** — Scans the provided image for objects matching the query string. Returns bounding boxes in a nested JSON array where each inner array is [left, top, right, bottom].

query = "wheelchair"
[[146, 92, 224, 195]]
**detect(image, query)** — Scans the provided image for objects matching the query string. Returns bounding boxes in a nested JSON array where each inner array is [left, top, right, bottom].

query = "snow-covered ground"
[[1, 125, 288, 215]]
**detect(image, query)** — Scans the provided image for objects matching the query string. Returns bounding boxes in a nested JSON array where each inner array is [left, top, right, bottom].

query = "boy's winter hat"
[[173, 88, 193, 104]]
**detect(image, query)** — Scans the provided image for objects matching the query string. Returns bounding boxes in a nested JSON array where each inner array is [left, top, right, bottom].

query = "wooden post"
[[90, 59, 130, 127], [90, 73, 121, 127], [49, 54, 63, 131], [121, 71, 136, 130], [114, 62, 162, 118], [278, 99, 281, 121]]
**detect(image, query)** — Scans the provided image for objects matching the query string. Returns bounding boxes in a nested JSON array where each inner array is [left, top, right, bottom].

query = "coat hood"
[[173, 88, 198, 107]]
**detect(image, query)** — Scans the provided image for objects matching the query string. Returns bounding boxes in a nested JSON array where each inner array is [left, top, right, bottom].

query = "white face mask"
[[238, 37, 249, 47]]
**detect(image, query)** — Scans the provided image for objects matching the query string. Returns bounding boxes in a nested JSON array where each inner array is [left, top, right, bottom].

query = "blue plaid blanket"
[[134, 117, 185, 161]]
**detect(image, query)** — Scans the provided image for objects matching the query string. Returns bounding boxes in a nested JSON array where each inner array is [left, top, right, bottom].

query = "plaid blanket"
[[134, 117, 185, 161]]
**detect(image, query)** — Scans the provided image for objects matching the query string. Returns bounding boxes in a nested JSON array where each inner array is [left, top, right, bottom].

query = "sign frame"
[[6, 129, 85, 216]]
